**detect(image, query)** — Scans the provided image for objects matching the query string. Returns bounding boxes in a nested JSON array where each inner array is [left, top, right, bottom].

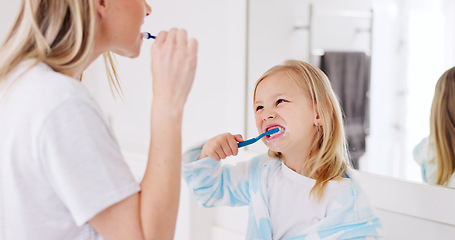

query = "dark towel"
[[320, 51, 370, 169]]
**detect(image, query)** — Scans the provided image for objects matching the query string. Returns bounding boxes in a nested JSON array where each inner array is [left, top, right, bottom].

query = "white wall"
[[0, 1, 21, 43]]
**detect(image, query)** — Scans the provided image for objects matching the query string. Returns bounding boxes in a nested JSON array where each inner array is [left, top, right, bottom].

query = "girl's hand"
[[199, 133, 244, 161], [150, 28, 198, 109]]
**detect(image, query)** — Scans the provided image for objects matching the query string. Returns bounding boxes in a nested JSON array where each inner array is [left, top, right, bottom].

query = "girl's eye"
[[276, 99, 287, 105], [255, 105, 263, 112]]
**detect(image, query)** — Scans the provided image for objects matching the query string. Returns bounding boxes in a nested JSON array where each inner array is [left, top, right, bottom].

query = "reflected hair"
[[253, 60, 350, 200], [0, 0, 121, 94], [430, 66, 455, 186]]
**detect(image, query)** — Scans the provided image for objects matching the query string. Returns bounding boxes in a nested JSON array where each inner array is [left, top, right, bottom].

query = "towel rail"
[[292, 4, 374, 63], [315, 10, 373, 19]]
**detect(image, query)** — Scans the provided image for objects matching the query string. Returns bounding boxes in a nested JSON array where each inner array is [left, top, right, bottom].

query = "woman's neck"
[[58, 31, 105, 79]]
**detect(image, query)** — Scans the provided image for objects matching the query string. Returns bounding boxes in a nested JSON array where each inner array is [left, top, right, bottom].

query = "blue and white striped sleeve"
[[413, 138, 430, 182], [182, 145, 252, 208]]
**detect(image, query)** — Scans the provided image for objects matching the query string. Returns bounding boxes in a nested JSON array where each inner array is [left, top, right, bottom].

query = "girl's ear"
[[314, 110, 322, 127], [96, 0, 108, 18]]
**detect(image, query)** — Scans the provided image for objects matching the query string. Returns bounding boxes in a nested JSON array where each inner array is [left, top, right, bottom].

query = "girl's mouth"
[[265, 125, 286, 141]]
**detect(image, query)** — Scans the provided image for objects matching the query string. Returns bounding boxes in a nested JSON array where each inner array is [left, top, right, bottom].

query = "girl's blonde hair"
[[254, 60, 350, 200], [430, 66, 455, 186], [0, 0, 121, 93]]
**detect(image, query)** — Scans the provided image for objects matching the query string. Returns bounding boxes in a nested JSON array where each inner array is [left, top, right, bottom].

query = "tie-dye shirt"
[[183, 145, 383, 239], [413, 137, 455, 188]]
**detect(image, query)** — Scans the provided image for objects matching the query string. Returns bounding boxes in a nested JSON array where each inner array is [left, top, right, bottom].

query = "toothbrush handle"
[[237, 138, 257, 148], [237, 128, 277, 148]]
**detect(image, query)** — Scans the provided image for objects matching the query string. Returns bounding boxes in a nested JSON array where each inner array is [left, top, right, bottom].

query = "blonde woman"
[[183, 60, 382, 239], [0, 0, 197, 239], [414, 67, 455, 188]]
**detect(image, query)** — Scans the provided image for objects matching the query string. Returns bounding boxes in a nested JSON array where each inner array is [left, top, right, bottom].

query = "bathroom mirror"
[[245, 0, 455, 186]]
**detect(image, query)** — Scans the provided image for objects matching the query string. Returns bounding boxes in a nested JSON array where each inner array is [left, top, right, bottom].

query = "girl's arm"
[[182, 133, 253, 208], [199, 132, 244, 161], [89, 28, 198, 240]]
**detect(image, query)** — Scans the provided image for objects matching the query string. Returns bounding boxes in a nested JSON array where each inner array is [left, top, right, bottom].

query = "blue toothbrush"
[[238, 128, 279, 148]]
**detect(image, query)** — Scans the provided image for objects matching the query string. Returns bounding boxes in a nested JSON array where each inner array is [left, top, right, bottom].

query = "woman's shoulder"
[[2, 61, 103, 131], [12, 61, 97, 111], [24, 62, 88, 97]]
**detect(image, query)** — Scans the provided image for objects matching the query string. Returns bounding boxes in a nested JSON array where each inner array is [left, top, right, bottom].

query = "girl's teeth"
[[267, 127, 282, 137]]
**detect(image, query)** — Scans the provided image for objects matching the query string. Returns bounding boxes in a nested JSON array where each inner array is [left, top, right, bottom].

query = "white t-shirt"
[[0, 62, 141, 240], [268, 163, 352, 240]]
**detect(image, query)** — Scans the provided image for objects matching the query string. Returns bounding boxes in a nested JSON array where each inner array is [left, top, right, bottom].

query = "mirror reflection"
[[413, 67, 455, 188], [246, 0, 455, 187]]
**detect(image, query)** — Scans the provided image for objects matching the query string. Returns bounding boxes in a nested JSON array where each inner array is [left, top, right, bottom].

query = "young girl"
[[0, 0, 197, 239], [183, 60, 382, 239], [413, 66, 455, 188]]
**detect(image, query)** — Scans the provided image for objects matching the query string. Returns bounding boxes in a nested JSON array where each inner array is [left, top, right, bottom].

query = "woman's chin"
[[113, 44, 141, 58], [124, 49, 141, 59]]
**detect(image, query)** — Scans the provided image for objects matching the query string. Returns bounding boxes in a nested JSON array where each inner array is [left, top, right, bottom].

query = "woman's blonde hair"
[[430, 66, 455, 186], [254, 60, 350, 200], [0, 0, 121, 93]]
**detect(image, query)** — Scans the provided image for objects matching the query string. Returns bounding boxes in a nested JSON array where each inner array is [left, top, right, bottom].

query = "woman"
[[0, 0, 197, 239]]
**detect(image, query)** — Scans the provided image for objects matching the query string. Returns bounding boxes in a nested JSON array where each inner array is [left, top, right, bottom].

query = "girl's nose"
[[262, 110, 276, 121], [145, 1, 152, 16]]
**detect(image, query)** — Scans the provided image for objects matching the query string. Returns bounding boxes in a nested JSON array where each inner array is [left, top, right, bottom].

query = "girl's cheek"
[[254, 114, 262, 130]]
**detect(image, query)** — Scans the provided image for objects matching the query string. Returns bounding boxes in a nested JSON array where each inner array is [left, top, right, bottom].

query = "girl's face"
[[254, 72, 318, 155], [101, 0, 151, 58]]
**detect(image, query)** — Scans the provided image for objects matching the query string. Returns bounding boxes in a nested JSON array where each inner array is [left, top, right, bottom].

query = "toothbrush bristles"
[[141, 32, 156, 39]]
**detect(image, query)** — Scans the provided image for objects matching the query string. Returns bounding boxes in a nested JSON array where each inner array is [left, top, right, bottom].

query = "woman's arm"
[[142, 28, 198, 239], [89, 28, 198, 240]]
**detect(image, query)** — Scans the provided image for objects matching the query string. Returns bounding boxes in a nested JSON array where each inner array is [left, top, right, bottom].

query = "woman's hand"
[[199, 133, 244, 161], [150, 28, 198, 109]]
